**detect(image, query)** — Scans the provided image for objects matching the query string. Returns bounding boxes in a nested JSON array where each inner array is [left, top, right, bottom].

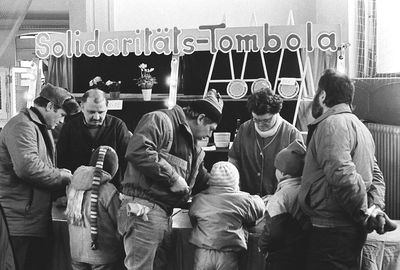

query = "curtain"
[[47, 55, 74, 92], [356, 0, 377, 77], [0, 0, 32, 59]]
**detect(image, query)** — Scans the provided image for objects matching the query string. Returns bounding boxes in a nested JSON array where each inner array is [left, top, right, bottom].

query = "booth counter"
[[52, 203, 400, 270], [51, 204, 265, 270]]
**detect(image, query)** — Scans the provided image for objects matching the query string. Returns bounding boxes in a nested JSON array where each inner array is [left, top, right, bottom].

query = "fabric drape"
[[355, 0, 377, 77], [47, 55, 74, 92]]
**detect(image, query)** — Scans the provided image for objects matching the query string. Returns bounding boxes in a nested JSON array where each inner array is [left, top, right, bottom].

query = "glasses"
[[253, 116, 275, 125]]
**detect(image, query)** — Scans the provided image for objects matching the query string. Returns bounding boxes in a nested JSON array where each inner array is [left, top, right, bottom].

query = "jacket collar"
[[25, 107, 47, 128], [276, 176, 301, 192], [309, 103, 352, 127], [169, 105, 195, 145]]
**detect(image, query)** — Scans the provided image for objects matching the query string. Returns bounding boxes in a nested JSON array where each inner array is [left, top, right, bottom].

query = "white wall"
[[315, 0, 351, 74], [113, 0, 316, 30]]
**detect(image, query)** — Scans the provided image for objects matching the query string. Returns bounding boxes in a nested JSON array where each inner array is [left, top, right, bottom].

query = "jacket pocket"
[[24, 187, 33, 216], [298, 170, 325, 217], [160, 152, 188, 180]]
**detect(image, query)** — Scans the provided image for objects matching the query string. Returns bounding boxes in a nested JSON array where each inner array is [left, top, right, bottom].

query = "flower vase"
[[110, 91, 120, 99], [141, 88, 152, 101]]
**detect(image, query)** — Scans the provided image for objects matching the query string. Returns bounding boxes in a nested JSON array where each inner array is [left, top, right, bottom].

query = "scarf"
[[65, 166, 110, 227], [254, 114, 283, 138]]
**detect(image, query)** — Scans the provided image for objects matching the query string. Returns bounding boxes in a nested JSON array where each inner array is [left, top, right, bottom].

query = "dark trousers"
[[9, 236, 52, 270], [305, 225, 367, 270]]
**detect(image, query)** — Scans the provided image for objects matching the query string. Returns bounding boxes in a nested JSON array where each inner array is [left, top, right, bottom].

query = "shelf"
[[72, 93, 301, 102]]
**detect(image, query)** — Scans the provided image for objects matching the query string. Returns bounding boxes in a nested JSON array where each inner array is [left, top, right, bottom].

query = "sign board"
[[35, 22, 341, 58], [107, 99, 123, 110]]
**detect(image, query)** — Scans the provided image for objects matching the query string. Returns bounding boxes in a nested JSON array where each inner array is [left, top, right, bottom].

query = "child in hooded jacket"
[[189, 161, 265, 270], [65, 146, 123, 270], [258, 139, 310, 270]]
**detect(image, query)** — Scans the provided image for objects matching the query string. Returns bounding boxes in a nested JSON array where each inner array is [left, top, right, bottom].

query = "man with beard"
[[298, 69, 386, 269], [57, 89, 131, 191], [229, 88, 303, 196]]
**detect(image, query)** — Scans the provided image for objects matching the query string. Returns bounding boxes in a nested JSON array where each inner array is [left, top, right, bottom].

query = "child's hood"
[[70, 165, 112, 191]]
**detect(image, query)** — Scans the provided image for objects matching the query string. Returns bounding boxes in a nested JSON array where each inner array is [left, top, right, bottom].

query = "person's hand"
[[365, 206, 397, 234], [262, 195, 272, 205], [59, 168, 72, 185], [170, 176, 189, 193]]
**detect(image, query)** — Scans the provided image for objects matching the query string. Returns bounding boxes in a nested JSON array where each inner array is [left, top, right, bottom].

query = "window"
[[376, 0, 400, 74]]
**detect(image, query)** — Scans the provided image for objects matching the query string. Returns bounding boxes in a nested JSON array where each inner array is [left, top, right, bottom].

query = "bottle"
[[234, 118, 241, 138]]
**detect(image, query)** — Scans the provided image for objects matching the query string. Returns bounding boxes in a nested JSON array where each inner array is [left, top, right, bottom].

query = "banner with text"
[[35, 22, 341, 58]]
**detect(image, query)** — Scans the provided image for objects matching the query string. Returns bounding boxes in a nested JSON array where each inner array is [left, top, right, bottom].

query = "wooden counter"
[[51, 204, 265, 270]]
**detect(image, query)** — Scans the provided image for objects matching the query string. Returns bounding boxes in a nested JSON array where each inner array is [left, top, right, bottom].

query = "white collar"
[[254, 114, 283, 138]]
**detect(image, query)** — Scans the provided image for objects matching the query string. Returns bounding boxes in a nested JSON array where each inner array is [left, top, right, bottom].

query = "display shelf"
[[72, 93, 299, 102]]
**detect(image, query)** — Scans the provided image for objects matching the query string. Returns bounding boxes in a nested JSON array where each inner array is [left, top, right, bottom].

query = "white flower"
[[89, 76, 102, 86]]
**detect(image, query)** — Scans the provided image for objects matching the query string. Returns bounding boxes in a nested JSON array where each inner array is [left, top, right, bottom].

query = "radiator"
[[366, 122, 400, 219]]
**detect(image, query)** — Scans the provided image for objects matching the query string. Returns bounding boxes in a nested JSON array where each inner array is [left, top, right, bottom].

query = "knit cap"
[[89, 146, 119, 178], [274, 139, 306, 177], [191, 89, 224, 123], [208, 161, 239, 191], [88, 145, 119, 250]]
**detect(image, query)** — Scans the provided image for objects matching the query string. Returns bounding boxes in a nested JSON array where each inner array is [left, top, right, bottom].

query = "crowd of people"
[[0, 69, 396, 270]]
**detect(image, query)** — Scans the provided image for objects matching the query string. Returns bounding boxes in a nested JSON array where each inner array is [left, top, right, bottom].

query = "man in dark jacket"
[[298, 69, 386, 270], [0, 84, 78, 270], [118, 89, 223, 270], [57, 89, 131, 191]]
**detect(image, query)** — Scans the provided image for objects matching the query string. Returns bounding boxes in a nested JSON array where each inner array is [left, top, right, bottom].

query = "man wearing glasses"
[[229, 88, 303, 197]]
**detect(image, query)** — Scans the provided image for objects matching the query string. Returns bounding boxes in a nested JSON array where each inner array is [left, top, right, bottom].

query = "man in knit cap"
[[189, 161, 265, 270], [259, 139, 309, 270], [119, 89, 224, 270]]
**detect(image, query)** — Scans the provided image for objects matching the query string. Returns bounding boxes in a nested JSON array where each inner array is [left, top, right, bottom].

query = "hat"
[[274, 140, 306, 177], [88, 145, 119, 250], [39, 83, 79, 115], [191, 89, 224, 123], [89, 145, 119, 178], [208, 161, 239, 191]]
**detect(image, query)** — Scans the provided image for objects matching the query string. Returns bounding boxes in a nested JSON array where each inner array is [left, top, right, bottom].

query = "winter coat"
[[122, 105, 209, 215], [189, 186, 265, 251], [259, 177, 309, 268], [67, 166, 122, 264], [298, 104, 385, 227], [0, 108, 66, 237]]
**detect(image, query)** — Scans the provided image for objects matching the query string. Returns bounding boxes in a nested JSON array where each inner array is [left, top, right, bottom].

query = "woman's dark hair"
[[247, 88, 283, 115], [318, 69, 354, 107]]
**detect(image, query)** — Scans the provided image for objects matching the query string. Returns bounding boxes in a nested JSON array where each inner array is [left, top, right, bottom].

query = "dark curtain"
[[47, 55, 74, 92]]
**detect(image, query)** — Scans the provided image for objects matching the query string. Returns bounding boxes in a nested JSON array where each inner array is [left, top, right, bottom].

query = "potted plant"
[[135, 63, 157, 100], [89, 76, 107, 91], [106, 80, 121, 99]]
